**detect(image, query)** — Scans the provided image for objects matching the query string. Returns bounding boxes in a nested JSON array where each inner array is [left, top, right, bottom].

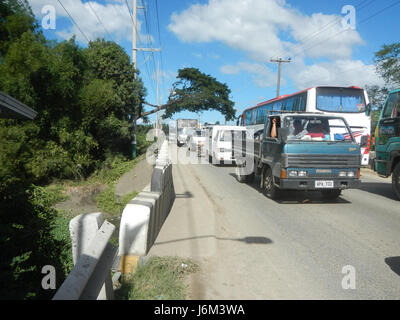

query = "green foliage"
[[375, 42, 400, 87], [0, 0, 151, 300], [92, 153, 137, 185], [164, 67, 236, 121], [95, 184, 138, 216], [0, 184, 71, 299]]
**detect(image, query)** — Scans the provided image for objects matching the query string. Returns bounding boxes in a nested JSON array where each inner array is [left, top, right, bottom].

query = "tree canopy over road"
[[163, 67, 236, 121]]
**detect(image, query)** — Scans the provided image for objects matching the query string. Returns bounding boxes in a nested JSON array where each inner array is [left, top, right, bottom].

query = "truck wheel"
[[321, 189, 342, 200], [263, 166, 280, 199], [392, 162, 400, 200]]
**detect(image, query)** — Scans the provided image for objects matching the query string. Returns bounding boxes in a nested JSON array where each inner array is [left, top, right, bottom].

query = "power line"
[[289, 0, 400, 60], [124, 0, 156, 96], [273, 0, 377, 60], [155, 0, 166, 103], [57, 0, 90, 43], [86, 1, 113, 41]]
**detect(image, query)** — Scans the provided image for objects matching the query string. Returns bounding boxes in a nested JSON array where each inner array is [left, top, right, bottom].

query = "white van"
[[204, 125, 247, 164]]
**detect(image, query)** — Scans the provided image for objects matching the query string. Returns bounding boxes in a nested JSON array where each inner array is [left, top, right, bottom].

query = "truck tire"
[[392, 162, 400, 200], [263, 166, 280, 200], [321, 189, 342, 200]]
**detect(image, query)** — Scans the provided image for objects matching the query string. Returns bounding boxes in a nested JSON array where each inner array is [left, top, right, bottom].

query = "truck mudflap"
[[279, 178, 361, 190]]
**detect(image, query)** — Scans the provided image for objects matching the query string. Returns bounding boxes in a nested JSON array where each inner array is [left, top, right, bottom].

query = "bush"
[[0, 183, 71, 299]]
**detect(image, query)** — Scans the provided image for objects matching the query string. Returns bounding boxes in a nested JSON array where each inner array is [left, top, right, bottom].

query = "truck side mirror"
[[366, 103, 372, 116], [278, 127, 289, 143], [360, 135, 368, 147]]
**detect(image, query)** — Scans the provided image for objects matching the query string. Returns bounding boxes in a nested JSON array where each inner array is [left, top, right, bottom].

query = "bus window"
[[316, 87, 365, 113], [299, 94, 307, 111], [293, 95, 299, 111], [251, 109, 257, 125], [274, 100, 282, 111], [245, 110, 252, 125], [281, 99, 287, 111], [285, 97, 295, 111], [382, 92, 400, 119], [257, 105, 267, 124]]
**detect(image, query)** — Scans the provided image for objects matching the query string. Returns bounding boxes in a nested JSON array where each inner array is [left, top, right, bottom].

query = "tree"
[[374, 42, 400, 88], [163, 68, 236, 121]]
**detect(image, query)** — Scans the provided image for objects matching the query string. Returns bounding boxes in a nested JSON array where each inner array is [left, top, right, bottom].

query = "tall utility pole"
[[270, 58, 291, 97], [131, 0, 161, 158]]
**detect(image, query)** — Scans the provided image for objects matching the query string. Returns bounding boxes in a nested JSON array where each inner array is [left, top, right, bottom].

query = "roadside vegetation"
[[115, 257, 199, 300], [0, 0, 150, 300]]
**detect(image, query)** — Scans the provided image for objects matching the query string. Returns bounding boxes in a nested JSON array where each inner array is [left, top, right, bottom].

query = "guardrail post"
[[55, 213, 116, 300]]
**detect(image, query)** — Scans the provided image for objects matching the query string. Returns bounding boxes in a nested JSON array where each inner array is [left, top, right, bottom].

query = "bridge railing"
[[53, 140, 174, 299]]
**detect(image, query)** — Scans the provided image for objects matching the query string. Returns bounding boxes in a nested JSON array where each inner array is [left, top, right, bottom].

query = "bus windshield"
[[193, 130, 205, 137], [284, 116, 354, 142], [316, 87, 366, 113]]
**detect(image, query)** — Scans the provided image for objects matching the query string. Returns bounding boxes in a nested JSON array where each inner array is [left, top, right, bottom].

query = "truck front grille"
[[285, 154, 360, 168]]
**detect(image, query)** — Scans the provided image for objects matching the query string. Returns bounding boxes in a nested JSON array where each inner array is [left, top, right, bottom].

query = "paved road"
[[149, 145, 400, 299]]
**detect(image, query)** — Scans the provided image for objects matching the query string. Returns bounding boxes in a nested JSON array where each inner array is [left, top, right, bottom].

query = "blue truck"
[[235, 112, 361, 199]]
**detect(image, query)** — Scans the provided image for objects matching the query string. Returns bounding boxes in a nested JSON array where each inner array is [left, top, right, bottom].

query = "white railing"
[[53, 141, 175, 299]]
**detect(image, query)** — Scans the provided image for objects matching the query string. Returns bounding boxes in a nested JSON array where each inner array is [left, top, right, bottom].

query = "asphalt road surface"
[[149, 145, 400, 299]]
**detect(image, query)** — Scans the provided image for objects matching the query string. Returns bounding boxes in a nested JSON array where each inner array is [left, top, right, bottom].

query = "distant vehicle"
[[373, 89, 400, 200], [176, 119, 198, 146], [235, 112, 361, 200], [188, 129, 206, 156], [237, 86, 371, 166], [205, 125, 247, 164]]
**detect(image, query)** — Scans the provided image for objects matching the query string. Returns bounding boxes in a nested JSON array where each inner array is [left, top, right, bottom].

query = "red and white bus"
[[237, 86, 371, 165]]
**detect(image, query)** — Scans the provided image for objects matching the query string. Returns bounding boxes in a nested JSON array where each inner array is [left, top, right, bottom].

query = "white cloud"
[[288, 59, 385, 89], [221, 61, 276, 87], [28, 0, 149, 44], [170, 0, 383, 89]]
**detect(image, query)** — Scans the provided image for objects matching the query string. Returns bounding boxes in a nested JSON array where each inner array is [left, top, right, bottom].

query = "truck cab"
[[236, 112, 361, 199], [374, 89, 400, 200]]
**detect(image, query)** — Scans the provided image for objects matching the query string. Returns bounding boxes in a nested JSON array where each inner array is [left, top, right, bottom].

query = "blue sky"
[[28, 0, 400, 125]]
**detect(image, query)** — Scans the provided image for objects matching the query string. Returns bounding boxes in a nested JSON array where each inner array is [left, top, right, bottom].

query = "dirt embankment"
[[55, 154, 154, 217]]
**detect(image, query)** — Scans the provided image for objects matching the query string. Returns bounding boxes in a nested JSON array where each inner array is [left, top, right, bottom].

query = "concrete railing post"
[[53, 213, 116, 300]]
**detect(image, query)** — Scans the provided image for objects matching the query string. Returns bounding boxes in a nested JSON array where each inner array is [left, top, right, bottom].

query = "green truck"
[[373, 89, 400, 200]]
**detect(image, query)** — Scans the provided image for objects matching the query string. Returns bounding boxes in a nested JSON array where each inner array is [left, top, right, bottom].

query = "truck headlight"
[[339, 171, 347, 177], [347, 171, 355, 177], [298, 170, 307, 177], [288, 170, 298, 177]]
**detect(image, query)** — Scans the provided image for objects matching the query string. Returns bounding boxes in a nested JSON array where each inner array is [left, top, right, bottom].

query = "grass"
[[95, 184, 139, 217], [50, 211, 74, 276], [115, 257, 199, 300]]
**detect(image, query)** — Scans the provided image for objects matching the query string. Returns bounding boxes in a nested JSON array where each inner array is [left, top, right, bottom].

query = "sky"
[[27, 0, 400, 125]]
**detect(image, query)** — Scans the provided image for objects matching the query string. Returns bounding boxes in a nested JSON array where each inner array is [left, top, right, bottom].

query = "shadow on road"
[[175, 191, 194, 198], [385, 257, 400, 277], [356, 182, 397, 201], [155, 235, 273, 246], [228, 173, 351, 204]]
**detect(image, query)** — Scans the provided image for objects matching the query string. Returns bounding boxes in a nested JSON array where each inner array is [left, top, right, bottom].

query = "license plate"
[[315, 180, 334, 188]]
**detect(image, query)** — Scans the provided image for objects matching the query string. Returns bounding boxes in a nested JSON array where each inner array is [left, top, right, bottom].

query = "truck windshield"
[[284, 116, 354, 142], [382, 91, 400, 119], [193, 130, 205, 137], [316, 87, 366, 113]]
